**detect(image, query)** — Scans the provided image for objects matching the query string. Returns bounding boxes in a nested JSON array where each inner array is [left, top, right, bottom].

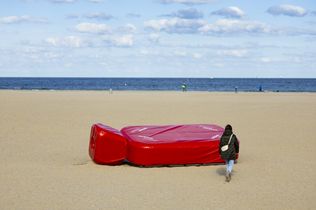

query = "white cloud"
[[170, 51, 203, 59], [45, 38, 60, 46], [211, 6, 245, 19], [145, 18, 206, 33], [260, 57, 272, 63], [159, 0, 214, 5], [67, 13, 113, 21], [0, 16, 29, 24], [67, 14, 80, 19], [114, 35, 134, 47], [88, 0, 103, 3], [85, 13, 113, 20], [174, 50, 187, 56], [104, 35, 134, 47], [75, 22, 111, 34], [0, 15, 47, 24], [217, 49, 248, 57], [140, 49, 150, 55], [283, 27, 316, 36], [192, 53, 202, 59], [267, 5, 307, 17], [45, 36, 87, 48], [45, 34, 136, 49], [118, 24, 137, 33], [165, 8, 203, 19], [199, 19, 271, 35], [144, 18, 276, 35], [148, 33, 160, 43], [44, 52, 61, 60], [50, 0, 77, 3], [126, 13, 141, 18]]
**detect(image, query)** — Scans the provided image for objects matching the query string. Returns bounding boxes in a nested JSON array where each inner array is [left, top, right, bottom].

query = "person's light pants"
[[225, 160, 234, 173]]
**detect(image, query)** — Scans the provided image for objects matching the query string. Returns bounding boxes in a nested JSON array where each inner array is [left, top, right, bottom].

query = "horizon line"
[[1, 76, 316, 79]]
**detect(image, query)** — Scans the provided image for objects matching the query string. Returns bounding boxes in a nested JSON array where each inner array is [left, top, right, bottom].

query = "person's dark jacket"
[[219, 131, 239, 160]]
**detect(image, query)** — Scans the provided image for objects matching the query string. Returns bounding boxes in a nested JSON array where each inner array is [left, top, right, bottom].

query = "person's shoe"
[[228, 173, 231, 182], [225, 172, 229, 182]]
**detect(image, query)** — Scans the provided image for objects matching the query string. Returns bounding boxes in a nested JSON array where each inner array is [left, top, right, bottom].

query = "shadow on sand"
[[124, 161, 224, 168], [78, 158, 227, 169], [216, 167, 226, 176]]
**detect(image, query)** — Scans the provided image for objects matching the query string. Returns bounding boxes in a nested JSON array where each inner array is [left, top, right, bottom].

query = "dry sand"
[[0, 90, 315, 210]]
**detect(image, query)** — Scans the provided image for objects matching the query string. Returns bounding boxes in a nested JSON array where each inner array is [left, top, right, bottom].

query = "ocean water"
[[0, 77, 315, 92]]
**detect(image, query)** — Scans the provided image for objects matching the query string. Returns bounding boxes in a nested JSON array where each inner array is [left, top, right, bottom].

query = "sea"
[[0, 77, 316, 92]]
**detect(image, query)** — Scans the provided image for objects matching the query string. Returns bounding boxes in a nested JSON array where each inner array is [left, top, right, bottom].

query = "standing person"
[[181, 83, 187, 92], [219, 124, 239, 182]]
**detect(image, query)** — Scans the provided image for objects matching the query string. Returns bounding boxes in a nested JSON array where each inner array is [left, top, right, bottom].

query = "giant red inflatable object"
[[89, 123, 236, 166], [121, 124, 224, 166]]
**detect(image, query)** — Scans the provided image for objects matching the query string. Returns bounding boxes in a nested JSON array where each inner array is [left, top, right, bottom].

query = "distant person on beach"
[[219, 124, 239, 182], [259, 85, 263, 92], [181, 83, 187, 92]]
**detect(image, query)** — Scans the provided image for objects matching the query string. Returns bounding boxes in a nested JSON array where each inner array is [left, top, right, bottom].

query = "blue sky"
[[0, 0, 315, 78]]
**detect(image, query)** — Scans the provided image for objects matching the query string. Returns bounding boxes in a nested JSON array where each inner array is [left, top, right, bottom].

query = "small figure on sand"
[[181, 83, 187, 92], [259, 85, 263, 92], [219, 124, 239, 182]]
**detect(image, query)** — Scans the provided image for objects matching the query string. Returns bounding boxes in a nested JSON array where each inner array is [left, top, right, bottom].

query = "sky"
[[0, 0, 316, 78]]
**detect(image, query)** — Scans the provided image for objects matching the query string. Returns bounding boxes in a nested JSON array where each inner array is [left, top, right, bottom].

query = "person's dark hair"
[[224, 124, 233, 135]]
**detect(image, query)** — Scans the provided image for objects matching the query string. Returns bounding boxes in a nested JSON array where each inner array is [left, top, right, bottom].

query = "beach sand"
[[0, 90, 315, 210]]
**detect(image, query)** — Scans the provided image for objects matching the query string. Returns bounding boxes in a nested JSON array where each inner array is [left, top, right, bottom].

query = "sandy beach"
[[0, 90, 315, 210]]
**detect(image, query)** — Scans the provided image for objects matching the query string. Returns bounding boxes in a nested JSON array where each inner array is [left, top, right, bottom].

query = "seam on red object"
[[148, 125, 183, 137]]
